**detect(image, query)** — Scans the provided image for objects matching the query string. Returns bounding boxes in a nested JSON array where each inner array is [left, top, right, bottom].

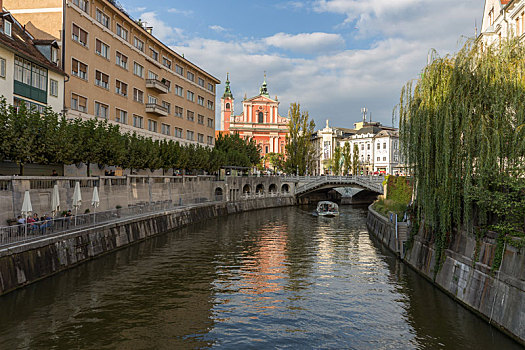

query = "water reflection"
[[0, 206, 520, 350]]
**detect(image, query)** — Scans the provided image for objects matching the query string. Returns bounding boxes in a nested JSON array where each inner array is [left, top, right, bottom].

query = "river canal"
[[0, 206, 520, 349]]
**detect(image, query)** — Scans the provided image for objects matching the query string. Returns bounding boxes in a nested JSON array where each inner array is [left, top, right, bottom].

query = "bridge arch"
[[269, 184, 277, 193], [243, 184, 251, 194], [256, 184, 264, 194], [214, 187, 223, 196], [281, 184, 290, 193]]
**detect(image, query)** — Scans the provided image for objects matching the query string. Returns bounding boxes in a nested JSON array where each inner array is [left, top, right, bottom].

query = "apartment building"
[[0, 7, 65, 113], [311, 117, 402, 176], [479, 0, 525, 46], [4, 0, 220, 146]]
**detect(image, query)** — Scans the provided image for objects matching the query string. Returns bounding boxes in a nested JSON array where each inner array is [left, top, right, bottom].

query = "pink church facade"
[[221, 75, 289, 159]]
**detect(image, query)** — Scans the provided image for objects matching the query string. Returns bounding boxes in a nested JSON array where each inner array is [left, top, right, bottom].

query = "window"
[[175, 85, 183, 97], [162, 57, 171, 69], [367, 144, 370, 150], [116, 23, 128, 41], [187, 71, 194, 81], [71, 58, 88, 80], [72, 24, 88, 46], [162, 101, 171, 114], [134, 36, 144, 52], [116, 51, 128, 69], [133, 115, 143, 128], [14, 56, 47, 90], [361, 144, 364, 150], [95, 70, 109, 89], [4, 21, 12, 37], [14, 98, 45, 114], [95, 101, 109, 119], [0, 58, 5, 78], [207, 118, 214, 128], [197, 133, 204, 143], [187, 90, 194, 102], [377, 143, 380, 150], [148, 95, 157, 105], [383, 142, 387, 149], [225, 103, 230, 110], [51, 47, 59, 65], [198, 78, 205, 87], [197, 96, 204, 106], [198, 114, 204, 124], [96, 9, 110, 28], [150, 48, 159, 61], [207, 136, 214, 145], [174, 127, 183, 138], [187, 110, 194, 121], [116, 109, 127, 124], [71, 93, 87, 112], [207, 100, 214, 109], [161, 123, 170, 136], [72, 0, 88, 12], [383, 157, 386, 161], [258, 112, 264, 123], [175, 65, 183, 75], [133, 88, 144, 103], [377, 157, 380, 162], [133, 62, 144, 78], [95, 39, 109, 59], [187, 130, 194, 141], [50, 79, 58, 97], [148, 71, 158, 80], [115, 80, 127, 96], [207, 83, 214, 92], [175, 106, 183, 118], [148, 119, 157, 132]]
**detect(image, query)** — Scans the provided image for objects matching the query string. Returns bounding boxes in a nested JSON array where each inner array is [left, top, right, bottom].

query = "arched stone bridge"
[[292, 176, 384, 196]]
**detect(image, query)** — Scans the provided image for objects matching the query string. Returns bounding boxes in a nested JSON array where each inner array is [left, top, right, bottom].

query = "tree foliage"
[[342, 142, 352, 175], [284, 103, 316, 175], [399, 39, 525, 269], [0, 99, 261, 174]]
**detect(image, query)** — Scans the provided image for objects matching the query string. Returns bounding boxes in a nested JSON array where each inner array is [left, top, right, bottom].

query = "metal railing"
[[294, 175, 384, 195], [0, 189, 293, 248]]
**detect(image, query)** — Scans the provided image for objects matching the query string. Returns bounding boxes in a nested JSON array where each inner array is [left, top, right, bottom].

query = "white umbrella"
[[51, 184, 60, 217], [91, 186, 100, 224], [21, 190, 32, 239], [72, 181, 82, 225]]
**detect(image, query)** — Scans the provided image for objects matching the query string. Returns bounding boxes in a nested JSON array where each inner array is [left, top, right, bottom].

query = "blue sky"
[[119, 0, 484, 129]]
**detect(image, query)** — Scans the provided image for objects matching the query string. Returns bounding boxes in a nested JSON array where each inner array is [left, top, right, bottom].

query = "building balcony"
[[146, 79, 169, 94], [146, 103, 168, 116]]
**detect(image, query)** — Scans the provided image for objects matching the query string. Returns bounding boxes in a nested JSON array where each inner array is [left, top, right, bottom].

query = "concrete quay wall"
[[367, 207, 525, 345], [0, 196, 295, 296]]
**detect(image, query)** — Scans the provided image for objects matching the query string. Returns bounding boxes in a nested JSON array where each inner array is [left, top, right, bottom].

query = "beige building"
[[4, 0, 220, 146], [479, 0, 525, 46]]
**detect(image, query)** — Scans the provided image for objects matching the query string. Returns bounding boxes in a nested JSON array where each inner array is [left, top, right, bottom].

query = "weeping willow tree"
[[399, 38, 525, 270]]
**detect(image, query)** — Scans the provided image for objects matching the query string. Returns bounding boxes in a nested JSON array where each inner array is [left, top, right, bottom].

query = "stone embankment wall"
[[0, 196, 295, 296], [0, 175, 296, 225], [367, 207, 525, 345]]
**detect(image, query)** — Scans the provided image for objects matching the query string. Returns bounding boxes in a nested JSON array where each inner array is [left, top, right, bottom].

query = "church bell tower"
[[221, 73, 234, 131]]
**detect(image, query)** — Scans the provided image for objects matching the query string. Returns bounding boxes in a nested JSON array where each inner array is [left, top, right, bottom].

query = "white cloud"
[[156, 1, 483, 128], [167, 8, 193, 16], [264, 32, 345, 54], [209, 25, 227, 33], [139, 12, 185, 44]]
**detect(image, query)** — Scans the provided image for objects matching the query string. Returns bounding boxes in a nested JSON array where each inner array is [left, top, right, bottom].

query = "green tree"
[[333, 146, 342, 175], [264, 152, 284, 172], [284, 103, 315, 175], [399, 38, 525, 271], [352, 144, 360, 175], [342, 142, 352, 175]]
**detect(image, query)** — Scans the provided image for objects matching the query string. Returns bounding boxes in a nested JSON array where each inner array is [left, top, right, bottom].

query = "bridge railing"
[[294, 175, 385, 195]]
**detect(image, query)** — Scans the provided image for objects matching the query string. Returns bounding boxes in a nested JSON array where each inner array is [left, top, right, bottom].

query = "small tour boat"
[[316, 201, 339, 217]]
